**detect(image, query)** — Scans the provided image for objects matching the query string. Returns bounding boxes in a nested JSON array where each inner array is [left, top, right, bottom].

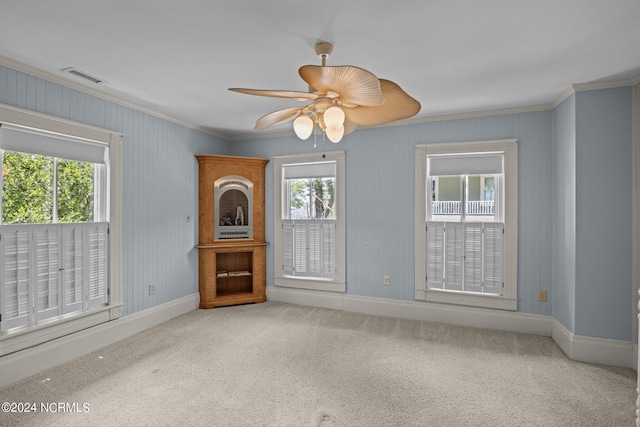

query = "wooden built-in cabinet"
[[196, 155, 268, 308]]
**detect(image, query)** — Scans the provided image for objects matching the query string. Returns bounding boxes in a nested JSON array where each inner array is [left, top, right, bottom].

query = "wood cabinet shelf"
[[196, 155, 268, 309]]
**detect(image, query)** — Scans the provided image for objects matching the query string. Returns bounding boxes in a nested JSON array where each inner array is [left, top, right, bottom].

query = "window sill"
[[0, 304, 122, 357], [418, 288, 517, 311], [274, 276, 346, 293]]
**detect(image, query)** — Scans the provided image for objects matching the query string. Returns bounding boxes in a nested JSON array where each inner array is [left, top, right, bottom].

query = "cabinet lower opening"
[[216, 252, 253, 296]]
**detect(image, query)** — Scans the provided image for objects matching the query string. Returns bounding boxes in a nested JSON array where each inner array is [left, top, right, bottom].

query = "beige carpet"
[[0, 302, 636, 426]]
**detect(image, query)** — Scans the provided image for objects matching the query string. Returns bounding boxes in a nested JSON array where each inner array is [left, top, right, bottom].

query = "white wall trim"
[[267, 286, 635, 368], [551, 79, 637, 109], [0, 293, 199, 388], [551, 318, 634, 369], [572, 79, 636, 94], [633, 83, 640, 376], [267, 287, 550, 336]]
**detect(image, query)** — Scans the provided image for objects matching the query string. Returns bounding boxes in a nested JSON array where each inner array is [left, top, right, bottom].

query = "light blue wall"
[[552, 94, 577, 333], [0, 65, 228, 316], [231, 111, 554, 315], [574, 87, 633, 340], [551, 87, 634, 342]]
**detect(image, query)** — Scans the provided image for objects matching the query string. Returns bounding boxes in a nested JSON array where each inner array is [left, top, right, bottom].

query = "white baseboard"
[[267, 286, 636, 369], [552, 319, 635, 369], [0, 293, 200, 388], [267, 287, 551, 336]]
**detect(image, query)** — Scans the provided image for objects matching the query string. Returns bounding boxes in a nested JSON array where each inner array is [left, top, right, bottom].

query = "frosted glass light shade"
[[323, 106, 345, 131], [293, 115, 314, 140], [326, 125, 344, 143]]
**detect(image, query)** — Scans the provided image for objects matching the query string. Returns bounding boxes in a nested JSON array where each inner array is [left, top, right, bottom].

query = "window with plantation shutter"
[[274, 151, 345, 292], [415, 140, 518, 311], [0, 106, 122, 357]]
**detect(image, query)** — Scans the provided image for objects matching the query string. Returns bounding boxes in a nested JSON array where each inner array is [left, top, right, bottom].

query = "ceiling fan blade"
[[343, 120, 358, 136], [254, 106, 304, 130], [343, 79, 421, 126], [299, 65, 384, 107], [229, 88, 317, 100]]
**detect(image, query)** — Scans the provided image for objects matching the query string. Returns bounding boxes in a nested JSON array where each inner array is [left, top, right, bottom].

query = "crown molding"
[[0, 54, 227, 140], [572, 78, 634, 93], [400, 104, 551, 126], [550, 86, 577, 109], [551, 78, 638, 108]]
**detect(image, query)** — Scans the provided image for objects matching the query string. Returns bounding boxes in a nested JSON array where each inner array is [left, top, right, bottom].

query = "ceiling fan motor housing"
[[315, 41, 334, 60]]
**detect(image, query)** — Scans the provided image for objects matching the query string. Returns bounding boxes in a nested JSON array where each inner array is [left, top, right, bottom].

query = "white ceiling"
[[1, 0, 639, 140]]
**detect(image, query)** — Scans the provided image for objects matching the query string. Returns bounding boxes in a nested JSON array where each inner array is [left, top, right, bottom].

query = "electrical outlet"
[[149, 283, 156, 295], [538, 290, 547, 302], [383, 275, 390, 286]]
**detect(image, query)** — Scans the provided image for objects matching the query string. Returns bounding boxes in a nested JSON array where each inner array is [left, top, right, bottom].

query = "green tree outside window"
[[2, 151, 94, 224]]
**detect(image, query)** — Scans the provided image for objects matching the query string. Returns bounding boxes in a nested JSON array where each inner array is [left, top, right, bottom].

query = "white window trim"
[[0, 103, 123, 356], [273, 151, 346, 292], [415, 139, 518, 310]]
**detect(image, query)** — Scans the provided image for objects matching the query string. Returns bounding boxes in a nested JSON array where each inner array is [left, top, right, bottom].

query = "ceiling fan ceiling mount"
[[314, 41, 333, 65], [229, 41, 420, 143]]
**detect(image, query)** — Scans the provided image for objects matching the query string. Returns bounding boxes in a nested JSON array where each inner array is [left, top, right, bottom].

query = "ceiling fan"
[[229, 41, 421, 143]]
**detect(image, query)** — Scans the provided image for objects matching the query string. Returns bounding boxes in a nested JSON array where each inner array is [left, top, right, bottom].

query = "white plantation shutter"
[[0, 226, 31, 331], [464, 223, 483, 292], [307, 222, 321, 275], [444, 223, 464, 291], [321, 221, 336, 278], [483, 223, 504, 294], [62, 225, 84, 314], [87, 223, 108, 308], [33, 225, 61, 322], [282, 221, 294, 275], [282, 219, 336, 279], [426, 222, 445, 289], [294, 222, 308, 275], [0, 222, 109, 332], [425, 221, 504, 296]]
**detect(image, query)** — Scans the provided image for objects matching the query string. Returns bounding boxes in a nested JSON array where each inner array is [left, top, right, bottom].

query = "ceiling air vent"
[[61, 67, 104, 84]]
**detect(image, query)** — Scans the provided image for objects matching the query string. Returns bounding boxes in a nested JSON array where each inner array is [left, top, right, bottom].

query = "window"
[[274, 151, 345, 292], [0, 124, 109, 333], [2, 151, 99, 224], [0, 108, 122, 355], [415, 140, 518, 310]]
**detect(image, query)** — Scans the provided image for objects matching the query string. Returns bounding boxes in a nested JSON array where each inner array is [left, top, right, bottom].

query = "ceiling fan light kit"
[[229, 41, 421, 143], [293, 114, 314, 140]]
